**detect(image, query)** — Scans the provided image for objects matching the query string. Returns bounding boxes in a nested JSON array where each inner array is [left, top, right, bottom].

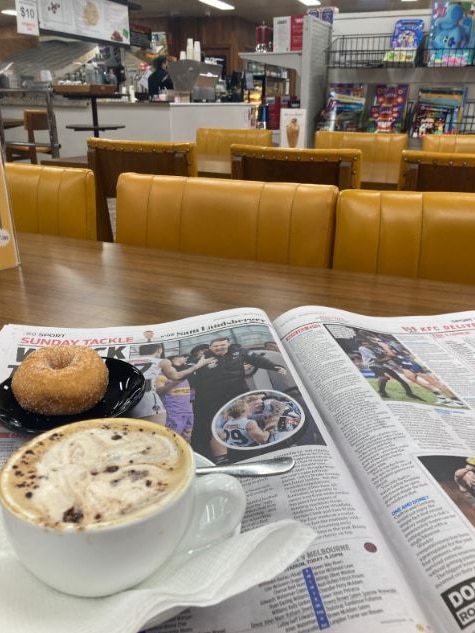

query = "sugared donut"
[[11, 347, 109, 416]]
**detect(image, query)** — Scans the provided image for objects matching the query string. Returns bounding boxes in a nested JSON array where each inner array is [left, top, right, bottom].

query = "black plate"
[[0, 358, 145, 435]]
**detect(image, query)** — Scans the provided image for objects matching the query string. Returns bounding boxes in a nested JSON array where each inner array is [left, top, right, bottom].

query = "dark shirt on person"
[[148, 68, 173, 96], [193, 344, 284, 407], [189, 343, 285, 458]]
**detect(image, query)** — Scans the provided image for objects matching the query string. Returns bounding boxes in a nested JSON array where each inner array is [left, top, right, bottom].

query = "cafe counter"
[[0, 100, 254, 157]]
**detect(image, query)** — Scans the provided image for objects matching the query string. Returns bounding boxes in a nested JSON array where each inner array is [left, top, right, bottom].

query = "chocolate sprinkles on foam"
[[9, 424, 185, 530]]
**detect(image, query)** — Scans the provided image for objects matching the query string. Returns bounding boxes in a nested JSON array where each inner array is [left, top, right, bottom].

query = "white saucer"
[[142, 452, 242, 630], [0, 452, 241, 632], [195, 453, 213, 469]]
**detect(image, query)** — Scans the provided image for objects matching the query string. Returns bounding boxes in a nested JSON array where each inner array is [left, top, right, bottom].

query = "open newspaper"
[[3, 305, 475, 632]]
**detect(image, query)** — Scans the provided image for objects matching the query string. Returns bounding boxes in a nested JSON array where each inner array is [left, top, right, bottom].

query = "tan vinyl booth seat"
[[116, 174, 338, 268], [230, 145, 362, 189], [314, 131, 408, 187], [422, 134, 475, 153], [196, 128, 272, 156], [5, 163, 97, 240], [332, 189, 475, 285], [398, 149, 475, 192]]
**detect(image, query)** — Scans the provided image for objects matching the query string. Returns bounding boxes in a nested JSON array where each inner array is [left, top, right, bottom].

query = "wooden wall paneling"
[[0, 26, 38, 63], [133, 16, 255, 72]]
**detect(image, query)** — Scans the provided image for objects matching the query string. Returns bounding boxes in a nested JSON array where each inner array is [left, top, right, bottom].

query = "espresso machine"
[[168, 60, 222, 102]]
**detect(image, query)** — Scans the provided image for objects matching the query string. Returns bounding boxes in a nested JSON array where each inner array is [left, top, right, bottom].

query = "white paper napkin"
[[0, 516, 315, 633]]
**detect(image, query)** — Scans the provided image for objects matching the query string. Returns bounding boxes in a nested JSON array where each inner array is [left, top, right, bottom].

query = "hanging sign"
[[15, 0, 39, 36]]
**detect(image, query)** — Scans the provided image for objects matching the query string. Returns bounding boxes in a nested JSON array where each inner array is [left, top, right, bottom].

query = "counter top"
[[0, 100, 254, 156], [0, 97, 251, 108], [70, 100, 250, 108]]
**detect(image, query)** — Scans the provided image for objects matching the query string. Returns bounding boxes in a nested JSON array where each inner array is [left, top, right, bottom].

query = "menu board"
[[130, 23, 151, 48], [38, 0, 130, 46]]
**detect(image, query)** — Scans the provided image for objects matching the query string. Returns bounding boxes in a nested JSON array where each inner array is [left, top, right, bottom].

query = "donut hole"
[[44, 348, 75, 371], [48, 357, 71, 370]]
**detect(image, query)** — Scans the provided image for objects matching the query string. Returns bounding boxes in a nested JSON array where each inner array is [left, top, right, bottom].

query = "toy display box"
[[383, 19, 425, 66], [427, 2, 475, 67]]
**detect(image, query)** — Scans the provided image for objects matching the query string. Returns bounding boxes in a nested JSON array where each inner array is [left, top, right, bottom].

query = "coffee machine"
[[168, 60, 222, 102]]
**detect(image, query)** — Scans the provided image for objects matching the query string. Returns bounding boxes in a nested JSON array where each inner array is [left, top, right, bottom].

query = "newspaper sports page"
[[275, 305, 475, 633], [0, 308, 428, 633]]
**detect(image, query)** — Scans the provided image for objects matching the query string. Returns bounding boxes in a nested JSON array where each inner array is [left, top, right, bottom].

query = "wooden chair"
[[5, 164, 97, 240], [398, 150, 475, 192], [422, 134, 475, 153], [116, 174, 338, 268], [332, 189, 475, 284], [196, 128, 272, 157], [230, 145, 362, 189], [86, 138, 198, 242], [5, 109, 60, 164], [314, 130, 408, 188]]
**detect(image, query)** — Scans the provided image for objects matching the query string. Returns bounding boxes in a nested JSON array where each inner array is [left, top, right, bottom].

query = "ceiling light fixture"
[[1, 9, 17, 16], [298, 0, 322, 6], [198, 0, 235, 10]]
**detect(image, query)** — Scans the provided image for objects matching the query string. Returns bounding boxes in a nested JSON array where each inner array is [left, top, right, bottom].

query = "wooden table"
[[2, 118, 23, 129], [0, 117, 24, 150], [65, 124, 125, 136], [41, 155, 88, 168], [1, 233, 475, 329], [55, 91, 125, 138]]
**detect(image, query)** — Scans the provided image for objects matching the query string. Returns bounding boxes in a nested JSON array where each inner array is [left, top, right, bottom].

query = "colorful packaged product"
[[427, 2, 475, 67]]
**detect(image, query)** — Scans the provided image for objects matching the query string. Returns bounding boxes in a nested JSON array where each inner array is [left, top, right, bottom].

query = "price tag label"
[[15, 0, 39, 36]]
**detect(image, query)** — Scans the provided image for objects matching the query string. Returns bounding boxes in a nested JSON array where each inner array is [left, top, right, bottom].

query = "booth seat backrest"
[[332, 189, 475, 285], [422, 134, 475, 153], [116, 174, 338, 268], [230, 144, 362, 189], [314, 131, 408, 185], [5, 163, 97, 240], [398, 149, 475, 192], [87, 138, 197, 242], [196, 128, 273, 156], [87, 138, 198, 193]]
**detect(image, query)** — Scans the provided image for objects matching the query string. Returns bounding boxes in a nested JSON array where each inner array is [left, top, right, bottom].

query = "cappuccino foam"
[[0, 419, 192, 529]]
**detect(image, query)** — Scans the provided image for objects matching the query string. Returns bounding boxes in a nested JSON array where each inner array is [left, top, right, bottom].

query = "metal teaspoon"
[[196, 455, 295, 477]]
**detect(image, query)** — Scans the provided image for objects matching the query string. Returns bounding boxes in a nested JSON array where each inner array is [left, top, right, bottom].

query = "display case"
[[244, 61, 289, 103]]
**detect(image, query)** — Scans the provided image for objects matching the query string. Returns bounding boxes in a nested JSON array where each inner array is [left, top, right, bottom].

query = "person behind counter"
[[148, 56, 174, 98]]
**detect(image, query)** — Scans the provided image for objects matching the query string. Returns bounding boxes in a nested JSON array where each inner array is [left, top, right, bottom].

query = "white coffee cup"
[[0, 418, 246, 597]]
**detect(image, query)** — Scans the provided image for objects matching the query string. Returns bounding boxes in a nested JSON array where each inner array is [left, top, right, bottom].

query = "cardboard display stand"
[[279, 108, 307, 149], [0, 156, 20, 271]]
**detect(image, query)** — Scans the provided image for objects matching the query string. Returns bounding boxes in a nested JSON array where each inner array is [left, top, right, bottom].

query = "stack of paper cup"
[[193, 40, 201, 62], [179, 50, 186, 60], [186, 38, 194, 60]]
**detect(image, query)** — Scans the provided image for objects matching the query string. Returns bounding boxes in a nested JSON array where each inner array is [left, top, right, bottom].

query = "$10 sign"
[[15, 0, 39, 36]]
